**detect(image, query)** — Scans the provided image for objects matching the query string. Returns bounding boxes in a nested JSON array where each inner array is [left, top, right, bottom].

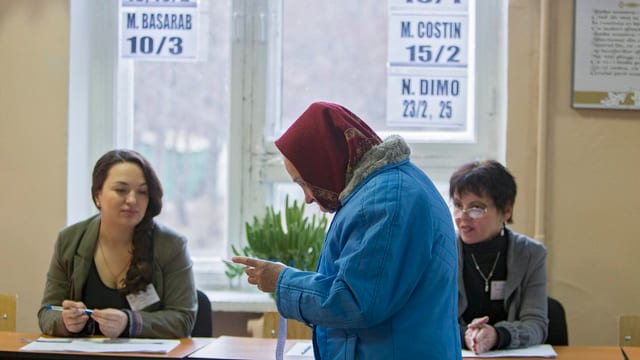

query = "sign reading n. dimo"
[[387, 0, 470, 131], [120, 0, 199, 61]]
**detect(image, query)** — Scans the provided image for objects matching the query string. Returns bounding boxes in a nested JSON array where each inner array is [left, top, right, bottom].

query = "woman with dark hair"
[[38, 149, 197, 338], [232, 102, 461, 359], [450, 160, 547, 354]]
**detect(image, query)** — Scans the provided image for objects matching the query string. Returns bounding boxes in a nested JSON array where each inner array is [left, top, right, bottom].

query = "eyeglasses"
[[452, 206, 488, 219]]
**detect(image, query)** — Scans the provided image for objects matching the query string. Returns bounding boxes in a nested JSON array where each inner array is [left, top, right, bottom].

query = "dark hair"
[[449, 160, 517, 223], [91, 149, 163, 294]]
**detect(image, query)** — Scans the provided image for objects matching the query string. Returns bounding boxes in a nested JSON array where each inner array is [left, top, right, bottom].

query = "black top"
[[461, 232, 510, 349], [82, 260, 130, 335]]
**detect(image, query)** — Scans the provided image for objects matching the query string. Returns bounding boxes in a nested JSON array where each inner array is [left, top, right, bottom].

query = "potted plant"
[[225, 196, 329, 284]]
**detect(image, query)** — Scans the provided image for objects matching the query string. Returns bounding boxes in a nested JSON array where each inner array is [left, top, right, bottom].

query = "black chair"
[[546, 296, 568, 345], [191, 290, 213, 337]]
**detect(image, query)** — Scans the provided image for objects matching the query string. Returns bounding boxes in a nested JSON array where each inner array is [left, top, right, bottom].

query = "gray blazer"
[[38, 215, 197, 338], [458, 228, 548, 348]]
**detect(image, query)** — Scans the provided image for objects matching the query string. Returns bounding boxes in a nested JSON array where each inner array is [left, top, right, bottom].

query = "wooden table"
[[0, 331, 212, 359], [4, 332, 640, 359], [552, 345, 640, 360], [189, 336, 298, 359], [188, 336, 640, 360]]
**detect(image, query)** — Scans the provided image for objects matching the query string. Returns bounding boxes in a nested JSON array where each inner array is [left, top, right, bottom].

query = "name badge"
[[490, 280, 506, 301], [126, 283, 160, 311]]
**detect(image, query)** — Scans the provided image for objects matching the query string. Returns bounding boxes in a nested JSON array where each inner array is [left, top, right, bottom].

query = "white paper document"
[[188, 337, 314, 360], [285, 341, 314, 358], [20, 337, 180, 354], [462, 344, 557, 358]]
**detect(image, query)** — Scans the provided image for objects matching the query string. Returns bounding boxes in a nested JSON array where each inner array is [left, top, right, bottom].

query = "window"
[[68, 0, 507, 292]]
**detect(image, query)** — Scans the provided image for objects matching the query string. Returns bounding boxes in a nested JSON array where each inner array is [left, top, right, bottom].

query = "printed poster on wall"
[[572, 0, 640, 109]]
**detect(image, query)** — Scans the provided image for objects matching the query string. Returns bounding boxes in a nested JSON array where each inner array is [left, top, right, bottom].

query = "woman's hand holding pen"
[[60, 300, 91, 333], [464, 316, 498, 354], [92, 308, 128, 338], [231, 256, 285, 293], [59, 300, 127, 338]]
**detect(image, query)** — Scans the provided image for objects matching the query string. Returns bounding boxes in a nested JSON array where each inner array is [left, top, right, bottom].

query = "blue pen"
[[45, 305, 93, 315]]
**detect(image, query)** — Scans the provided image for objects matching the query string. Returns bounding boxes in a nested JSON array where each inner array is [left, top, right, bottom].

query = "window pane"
[[279, 1, 388, 134], [131, 0, 230, 288], [276, 1, 473, 140], [272, 183, 334, 225]]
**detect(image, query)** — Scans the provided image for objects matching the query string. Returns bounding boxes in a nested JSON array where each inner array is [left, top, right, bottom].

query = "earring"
[[500, 223, 505, 237]]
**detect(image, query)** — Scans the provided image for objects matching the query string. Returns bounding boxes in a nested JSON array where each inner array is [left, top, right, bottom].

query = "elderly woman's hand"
[[231, 256, 285, 293]]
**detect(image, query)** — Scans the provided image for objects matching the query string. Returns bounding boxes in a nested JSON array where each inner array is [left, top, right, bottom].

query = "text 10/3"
[[125, 36, 184, 56]]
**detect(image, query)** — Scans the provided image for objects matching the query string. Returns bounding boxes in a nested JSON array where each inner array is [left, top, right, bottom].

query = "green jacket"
[[38, 215, 197, 338]]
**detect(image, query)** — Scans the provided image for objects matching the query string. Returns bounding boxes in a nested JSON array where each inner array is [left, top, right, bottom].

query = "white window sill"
[[204, 288, 277, 313]]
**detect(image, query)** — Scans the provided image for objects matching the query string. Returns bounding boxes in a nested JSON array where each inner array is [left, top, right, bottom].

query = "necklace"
[[470, 251, 501, 293], [98, 240, 130, 288]]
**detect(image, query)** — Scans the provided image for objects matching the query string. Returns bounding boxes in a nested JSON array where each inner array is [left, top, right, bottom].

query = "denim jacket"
[[277, 136, 461, 359]]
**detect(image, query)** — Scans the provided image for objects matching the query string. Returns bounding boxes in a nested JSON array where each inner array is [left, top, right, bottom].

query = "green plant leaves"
[[228, 195, 328, 280]]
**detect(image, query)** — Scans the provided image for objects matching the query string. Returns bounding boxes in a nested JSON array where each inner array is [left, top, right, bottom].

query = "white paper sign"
[[387, 71, 467, 129], [120, 0, 199, 61], [387, 1, 471, 130], [387, 13, 469, 68], [388, 0, 468, 10]]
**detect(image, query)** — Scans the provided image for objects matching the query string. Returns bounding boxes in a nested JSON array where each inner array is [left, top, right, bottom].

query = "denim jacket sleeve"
[[276, 169, 442, 329]]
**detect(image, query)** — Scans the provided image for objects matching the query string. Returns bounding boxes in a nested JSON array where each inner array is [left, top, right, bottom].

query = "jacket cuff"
[[276, 268, 310, 326], [123, 309, 142, 337], [494, 325, 511, 349]]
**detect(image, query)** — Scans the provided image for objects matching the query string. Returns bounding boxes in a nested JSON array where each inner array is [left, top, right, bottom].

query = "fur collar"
[[340, 135, 411, 200]]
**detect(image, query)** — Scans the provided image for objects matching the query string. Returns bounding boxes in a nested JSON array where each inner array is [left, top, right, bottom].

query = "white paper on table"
[[462, 344, 557, 358], [20, 337, 180, 354], [285, 341, 314, 358]]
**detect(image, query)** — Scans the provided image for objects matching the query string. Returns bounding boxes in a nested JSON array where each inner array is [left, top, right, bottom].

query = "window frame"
[[67, 0, 507, 293]]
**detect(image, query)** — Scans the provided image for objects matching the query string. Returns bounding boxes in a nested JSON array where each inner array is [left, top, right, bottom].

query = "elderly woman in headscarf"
[[232, 102, 461, 359]]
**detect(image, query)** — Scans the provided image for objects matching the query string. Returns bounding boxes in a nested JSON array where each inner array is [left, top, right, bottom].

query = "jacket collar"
[[457, 228, 529, 311], [71, 215, 101, 298], [339, 135, 410, 200], [77, 215, 101, 258]]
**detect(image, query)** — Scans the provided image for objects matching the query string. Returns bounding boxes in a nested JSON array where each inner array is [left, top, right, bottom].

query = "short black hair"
[[449, 160, 517, 223]]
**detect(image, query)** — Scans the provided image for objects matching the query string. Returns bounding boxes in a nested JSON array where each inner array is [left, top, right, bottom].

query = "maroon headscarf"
[[275, 102, 382, 211]]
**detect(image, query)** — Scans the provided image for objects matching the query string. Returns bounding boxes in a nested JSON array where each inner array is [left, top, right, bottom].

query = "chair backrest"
[[619, 315, 640, 346], [259, 312, 312, 339], [191, 290, 213, 337], [0, 294, 17, 332], [546, 296, 568, 346]]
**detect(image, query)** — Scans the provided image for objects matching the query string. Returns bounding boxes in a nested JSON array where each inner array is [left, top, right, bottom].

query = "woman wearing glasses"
[[449, 160, 547, 354]]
